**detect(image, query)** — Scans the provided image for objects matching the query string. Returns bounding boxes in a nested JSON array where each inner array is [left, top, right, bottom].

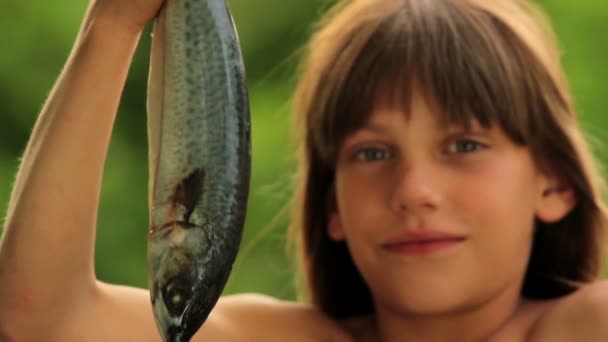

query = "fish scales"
[[146, 0, 251, 341], [153, 1, 248, 225]]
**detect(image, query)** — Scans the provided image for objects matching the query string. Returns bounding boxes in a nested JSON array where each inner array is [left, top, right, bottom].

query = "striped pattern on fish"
[[146, 0, 251, 341]]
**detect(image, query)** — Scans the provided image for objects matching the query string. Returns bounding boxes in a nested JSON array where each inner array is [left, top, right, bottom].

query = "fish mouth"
[[164, 325, 189, 342], [162, 318, 201, 342], [153, 300, 195, 342], [157, 308, 197, 342]]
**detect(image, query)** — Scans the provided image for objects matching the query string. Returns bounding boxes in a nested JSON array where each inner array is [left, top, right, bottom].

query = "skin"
[[326, 90, 580, 341], [0, 1, 607, 341]]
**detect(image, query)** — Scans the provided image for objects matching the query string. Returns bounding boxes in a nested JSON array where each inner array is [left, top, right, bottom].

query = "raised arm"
[[0, 1, 163, 339], [0, 2, 351, 340]]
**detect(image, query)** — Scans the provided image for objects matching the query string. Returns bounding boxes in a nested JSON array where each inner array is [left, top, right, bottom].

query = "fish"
[[146, 0, 251, 341]]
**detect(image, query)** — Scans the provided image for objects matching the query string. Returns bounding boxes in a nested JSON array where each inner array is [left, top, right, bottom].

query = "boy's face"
[[328, 88, 575, 318]]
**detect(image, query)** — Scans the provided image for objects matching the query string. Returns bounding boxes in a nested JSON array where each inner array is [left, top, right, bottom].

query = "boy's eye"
[[354, 147, 392, 161], [446, 139, 486, 154]]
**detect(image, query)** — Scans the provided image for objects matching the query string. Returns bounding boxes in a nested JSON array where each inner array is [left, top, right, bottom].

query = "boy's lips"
[[382, 230, 467, 255]]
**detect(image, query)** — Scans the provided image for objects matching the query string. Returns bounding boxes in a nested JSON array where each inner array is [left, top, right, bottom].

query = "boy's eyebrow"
[[342, 123, 387, 146], [442, 117, 488, 132], [357, 121, 391, 135]]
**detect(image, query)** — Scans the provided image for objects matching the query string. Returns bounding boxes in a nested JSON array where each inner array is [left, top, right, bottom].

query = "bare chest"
[[487, 300, 558, 342]]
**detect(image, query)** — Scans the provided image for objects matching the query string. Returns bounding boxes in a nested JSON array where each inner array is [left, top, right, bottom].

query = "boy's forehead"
[[368, 84, 484, 130], [361, 103, 486, 134], [371, 80, 450, 114]]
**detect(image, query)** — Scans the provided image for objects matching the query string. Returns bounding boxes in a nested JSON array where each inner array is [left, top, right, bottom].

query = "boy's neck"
[[370, 284, 524, 342]]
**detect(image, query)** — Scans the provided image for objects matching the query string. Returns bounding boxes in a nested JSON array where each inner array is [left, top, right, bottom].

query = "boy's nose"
[[390, 162, 442, 214]]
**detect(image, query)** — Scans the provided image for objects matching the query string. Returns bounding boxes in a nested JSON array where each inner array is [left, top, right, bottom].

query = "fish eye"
[[163, 278, 191, 315]]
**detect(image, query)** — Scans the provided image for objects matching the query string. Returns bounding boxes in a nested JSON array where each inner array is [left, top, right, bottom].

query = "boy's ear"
[[326, 184, 346, 240], [535, 172, 577, 223], [328, 212, 346, 241]]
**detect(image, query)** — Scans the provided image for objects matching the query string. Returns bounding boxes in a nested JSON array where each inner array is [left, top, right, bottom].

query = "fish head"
[[148, 224, 215, 341]]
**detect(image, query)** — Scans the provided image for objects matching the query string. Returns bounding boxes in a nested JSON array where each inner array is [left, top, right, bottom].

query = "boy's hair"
[[290, 0, 608, 320]]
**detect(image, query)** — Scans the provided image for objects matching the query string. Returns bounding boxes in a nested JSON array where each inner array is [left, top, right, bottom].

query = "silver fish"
[[146, 0, 251, 340]]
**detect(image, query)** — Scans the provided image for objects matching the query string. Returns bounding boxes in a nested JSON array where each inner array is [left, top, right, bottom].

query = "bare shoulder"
[[193, 293, 352, 342], [66, 284, 349, 342], [529, 280, 608, 341]]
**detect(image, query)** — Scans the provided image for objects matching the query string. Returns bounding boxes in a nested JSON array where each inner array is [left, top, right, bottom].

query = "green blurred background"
[[0, 0, 606, 301]]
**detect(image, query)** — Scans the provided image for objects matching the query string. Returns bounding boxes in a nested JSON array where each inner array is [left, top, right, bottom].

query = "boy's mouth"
[[382, 230, 467, 255]]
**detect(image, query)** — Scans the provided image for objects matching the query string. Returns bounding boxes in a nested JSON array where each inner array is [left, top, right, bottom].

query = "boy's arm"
[[0, 3, 336, 341], [0, 2, 148, 338]]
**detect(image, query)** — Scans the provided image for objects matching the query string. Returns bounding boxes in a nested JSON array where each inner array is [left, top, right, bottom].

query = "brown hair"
[[290, 0, 607, 319]]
